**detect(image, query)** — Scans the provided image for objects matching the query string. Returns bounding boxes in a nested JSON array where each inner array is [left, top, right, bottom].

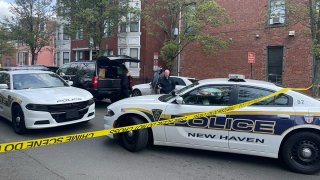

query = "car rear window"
[[78, 63, 95, 77], [98, 66, 123, 79]]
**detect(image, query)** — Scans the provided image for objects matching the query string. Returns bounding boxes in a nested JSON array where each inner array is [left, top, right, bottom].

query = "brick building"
[[1, 40, 55, 67], [68, 0, 313, 88], [180, 0, 312, 88]]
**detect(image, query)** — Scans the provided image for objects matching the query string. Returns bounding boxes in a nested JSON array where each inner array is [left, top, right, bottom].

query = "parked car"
[[105, 74, 320, 174], [0, 70, 95, 134], [56, 55, 139, 102], [0, 65, 59, 73], [131, 76, 197, 96]]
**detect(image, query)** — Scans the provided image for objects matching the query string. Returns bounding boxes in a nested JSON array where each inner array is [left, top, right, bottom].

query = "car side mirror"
[[60, 72, 65, 76], [176, 96, 184, 104], [67, 81, 74, 86], [0, 84, 8, 90]]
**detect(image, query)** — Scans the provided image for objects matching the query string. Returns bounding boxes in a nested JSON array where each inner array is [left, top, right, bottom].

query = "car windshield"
[[176, 82, 199, 95], [159, 82, 199, 102], [13, 73, 68, 90]]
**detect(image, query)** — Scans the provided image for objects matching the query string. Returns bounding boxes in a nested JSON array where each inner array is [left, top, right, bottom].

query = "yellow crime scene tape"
[[0, 85, 315, 153]]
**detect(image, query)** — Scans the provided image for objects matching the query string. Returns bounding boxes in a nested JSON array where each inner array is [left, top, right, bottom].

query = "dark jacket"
[[157, 76, 175, 94], [120, 74, 130, 98]]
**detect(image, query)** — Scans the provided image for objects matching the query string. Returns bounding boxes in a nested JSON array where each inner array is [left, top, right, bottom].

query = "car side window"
[[78, 63, 95, 77], [66, 64, 78, 75], [171, 77, 186, 86], [238, 86, 290, 106], [183, 85, 232, 106], [0, 73, 10, 89], [57, 64, 69, 75]]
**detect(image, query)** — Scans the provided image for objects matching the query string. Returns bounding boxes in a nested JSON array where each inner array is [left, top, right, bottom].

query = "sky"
[[0, 0, 56, 19], [0, 0, 13, 19]]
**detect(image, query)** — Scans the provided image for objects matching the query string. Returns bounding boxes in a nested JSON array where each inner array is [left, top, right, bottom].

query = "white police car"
[[0, 70, 95, 134], [104, 74, 320, 174], [131, 76, 196, 96]]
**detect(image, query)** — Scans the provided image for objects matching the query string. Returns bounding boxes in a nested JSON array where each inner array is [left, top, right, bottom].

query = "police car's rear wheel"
[[119, 116, 148, 152], [282, 132, 320, 174], [12, 105, 27, 134]]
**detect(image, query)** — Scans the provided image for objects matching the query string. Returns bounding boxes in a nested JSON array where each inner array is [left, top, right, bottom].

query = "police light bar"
[[228, 74, 246, 82]]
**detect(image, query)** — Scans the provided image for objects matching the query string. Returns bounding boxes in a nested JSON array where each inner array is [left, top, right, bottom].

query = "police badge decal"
[[304, 114, 314, 124], [152, 109, 163, 121]]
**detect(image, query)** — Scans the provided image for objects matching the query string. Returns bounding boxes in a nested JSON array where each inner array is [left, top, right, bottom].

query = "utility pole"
[[177, 7, 182, 77]]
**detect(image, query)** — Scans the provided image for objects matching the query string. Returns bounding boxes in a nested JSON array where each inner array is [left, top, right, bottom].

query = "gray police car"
[[104, 75, 320, 174]]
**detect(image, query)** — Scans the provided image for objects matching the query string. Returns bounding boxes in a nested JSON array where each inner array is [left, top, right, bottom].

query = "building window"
[[63, 52, 70, 64], [104, 21, 113, 37], [130, 22, 139, 32], [130, 13, 139, 32], [18, 52, 28, 65], [129, 48, 138, 68], [120, 22, 126, 33], [269, 0, 285, 25], [6, 58, 10, 67], [57, 26, 61, 40], [63, 28, 69, 40], [39, 22, 46, 32], [76, 28, 83, 39], [185, 3, 196, 33], [56, 52, 61, 66], [120, 48, 127, 55]]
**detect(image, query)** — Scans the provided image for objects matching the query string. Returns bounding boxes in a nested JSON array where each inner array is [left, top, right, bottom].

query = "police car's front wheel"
[[12, 105, 27, 134], [119, 116, 148, 152], [282, 132, 320, 174]]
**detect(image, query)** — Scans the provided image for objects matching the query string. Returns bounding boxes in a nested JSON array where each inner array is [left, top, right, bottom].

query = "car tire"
[[281, 132, 320, 174], [119, 116, 148, 152], [132, 89, 142, 97], [12, 105, 27, 134]]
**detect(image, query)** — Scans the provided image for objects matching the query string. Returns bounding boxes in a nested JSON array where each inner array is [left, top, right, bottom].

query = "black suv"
[[56, 55, 139, 102]]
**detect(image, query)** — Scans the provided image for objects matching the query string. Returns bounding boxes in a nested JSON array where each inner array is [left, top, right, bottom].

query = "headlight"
[[105, 109, 115, 116], [26, 104, 48, 111], [88, 98, 95, 105]]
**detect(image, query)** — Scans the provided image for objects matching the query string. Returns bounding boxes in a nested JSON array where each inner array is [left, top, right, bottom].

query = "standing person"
[[120, 65, 130, 99], [151, 67, 163, 94], [157, 69, 176, 94]]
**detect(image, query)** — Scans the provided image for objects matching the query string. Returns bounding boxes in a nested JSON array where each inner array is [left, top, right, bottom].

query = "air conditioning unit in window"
[[272, 17, 280, 24], [271, 17, 284, 24]]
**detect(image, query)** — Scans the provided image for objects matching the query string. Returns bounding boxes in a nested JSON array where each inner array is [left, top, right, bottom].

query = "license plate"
[[66, 110, 79, 119]]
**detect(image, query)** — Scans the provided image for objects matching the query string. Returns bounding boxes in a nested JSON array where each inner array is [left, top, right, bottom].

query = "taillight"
[[92, 76, 98, 90]]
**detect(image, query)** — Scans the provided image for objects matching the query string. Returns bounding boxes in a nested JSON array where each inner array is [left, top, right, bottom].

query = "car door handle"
[[216, 114, 226, 118], [277, 114, 290, 119]]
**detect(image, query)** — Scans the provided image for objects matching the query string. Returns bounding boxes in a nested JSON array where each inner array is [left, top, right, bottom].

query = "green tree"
[[142, 0, 230, 72], [287, 0, 320, 96], [0, 26, 15, 57], [1, 0, 55, 65], [57, 0, 138, 57]]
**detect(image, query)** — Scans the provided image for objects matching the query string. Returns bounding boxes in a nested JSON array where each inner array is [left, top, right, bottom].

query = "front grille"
[[48, 101, 89, 123], [51, 108, 89, 123], [48, 101, 89, 113]]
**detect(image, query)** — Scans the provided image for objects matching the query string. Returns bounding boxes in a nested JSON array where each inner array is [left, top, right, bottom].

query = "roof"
[[0, 70, 54, 75], [198, 78, 279, 89], [0, 66, 50, 71], [171, 76, 195, 79], [65, 55, 140, 64]]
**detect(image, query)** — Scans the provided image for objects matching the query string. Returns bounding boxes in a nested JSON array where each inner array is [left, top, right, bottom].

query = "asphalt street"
[[0, 101, 319, 180]]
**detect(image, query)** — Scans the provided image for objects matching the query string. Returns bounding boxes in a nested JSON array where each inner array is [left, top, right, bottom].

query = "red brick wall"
[[139, 2, 166, 83], [180, 0, 312, 88], [70, 37, 118, 61]]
